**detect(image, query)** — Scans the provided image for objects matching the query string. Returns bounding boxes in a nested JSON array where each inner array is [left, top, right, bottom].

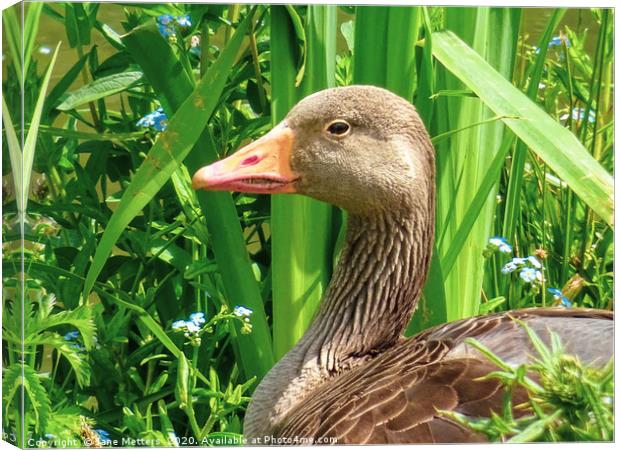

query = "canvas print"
[[1, 2, 614, 447]]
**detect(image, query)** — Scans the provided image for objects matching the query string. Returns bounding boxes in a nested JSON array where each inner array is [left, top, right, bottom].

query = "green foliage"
[[444, 323, 614, 442], [1, 3, 613, 447]]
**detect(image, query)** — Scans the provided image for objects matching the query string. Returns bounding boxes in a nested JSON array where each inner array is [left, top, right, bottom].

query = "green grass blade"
[[2, 4, 23, 85], [270, 6, 337, 358], [432, 30, 613, 226], [23, 43, 61, 219], [23, 2, 44, 80], [2, 98, 22, 213]]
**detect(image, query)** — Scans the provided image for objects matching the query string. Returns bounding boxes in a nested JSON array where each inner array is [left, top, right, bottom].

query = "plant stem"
[[248, 21, 267, 113], [75, 44, 100, 130]]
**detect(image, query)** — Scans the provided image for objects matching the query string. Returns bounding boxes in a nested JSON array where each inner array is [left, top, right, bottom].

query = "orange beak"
[[192, 122, 298, 194]]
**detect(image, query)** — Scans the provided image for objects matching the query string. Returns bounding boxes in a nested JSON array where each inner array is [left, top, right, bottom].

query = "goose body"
[[192, 86, 614, 444]]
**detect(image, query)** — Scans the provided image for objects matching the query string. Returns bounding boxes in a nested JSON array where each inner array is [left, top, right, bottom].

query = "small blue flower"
[[64, 330, 79, 341], [487, 236, 512, 254], [548, 287, 571, 307], [498, 243, 512, 254], [189, 312, 205, 326], [519, 267, 538, 283], [157, 24, 176, 39], [172, 320, 186, 330], [137, 108, 168, 132], [489, 236, 508, 246], [95, 429, 111, 443], [234, 306, 253, 317], [157, 14, 175, 26], [176, 15, 191, 27], [185, 322, 200, 333], [502, 261, 518, 274], [549, 35, 570, 48], [44, 433, 56, 440], [527, 256, 542, 269]]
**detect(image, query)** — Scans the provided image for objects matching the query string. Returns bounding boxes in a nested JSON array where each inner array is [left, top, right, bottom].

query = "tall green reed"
[[270, 6, 337, 358]]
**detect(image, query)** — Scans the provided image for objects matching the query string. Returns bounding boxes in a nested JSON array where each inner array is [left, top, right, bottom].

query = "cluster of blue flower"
[[156, 14, 191, 39], [172, 311, 206, 336], [488, 236, 572, 307], [233, 306, 253, 318], [501, 255, 544, 283], [136, 107, 168, 132], [172, 306, 254, 341]]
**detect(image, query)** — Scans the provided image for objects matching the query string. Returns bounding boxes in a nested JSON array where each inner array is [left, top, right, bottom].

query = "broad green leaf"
[[57, 71, 143, 111], [82, 15, 253, 299], [432, 30, 614, 226], [43, 53, 88, 119]]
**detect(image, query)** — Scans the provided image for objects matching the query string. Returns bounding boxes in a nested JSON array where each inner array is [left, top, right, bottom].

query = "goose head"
[[192, 85, 435, 216]]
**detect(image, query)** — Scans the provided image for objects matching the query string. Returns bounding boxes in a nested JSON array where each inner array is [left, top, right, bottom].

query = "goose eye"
[[326, 120, 350, 136]]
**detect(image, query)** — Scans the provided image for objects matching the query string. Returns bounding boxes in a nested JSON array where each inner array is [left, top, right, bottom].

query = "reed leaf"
[[432, 30, 613, 227], [432, 9, 521, 320], [270, 6, 337, 358]]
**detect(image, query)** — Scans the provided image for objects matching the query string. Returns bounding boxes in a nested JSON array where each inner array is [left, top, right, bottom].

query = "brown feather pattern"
[[275, 308, 612, 444]]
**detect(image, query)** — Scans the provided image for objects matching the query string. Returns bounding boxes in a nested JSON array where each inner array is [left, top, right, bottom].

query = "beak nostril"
[[241, 155, 261, 167]]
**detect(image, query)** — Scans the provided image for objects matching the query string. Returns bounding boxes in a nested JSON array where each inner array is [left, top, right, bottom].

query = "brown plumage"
[[192, 86, 614, 444]]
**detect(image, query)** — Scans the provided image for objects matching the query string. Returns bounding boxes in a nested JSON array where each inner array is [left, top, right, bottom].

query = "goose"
[[192, 86, 613, 444]]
